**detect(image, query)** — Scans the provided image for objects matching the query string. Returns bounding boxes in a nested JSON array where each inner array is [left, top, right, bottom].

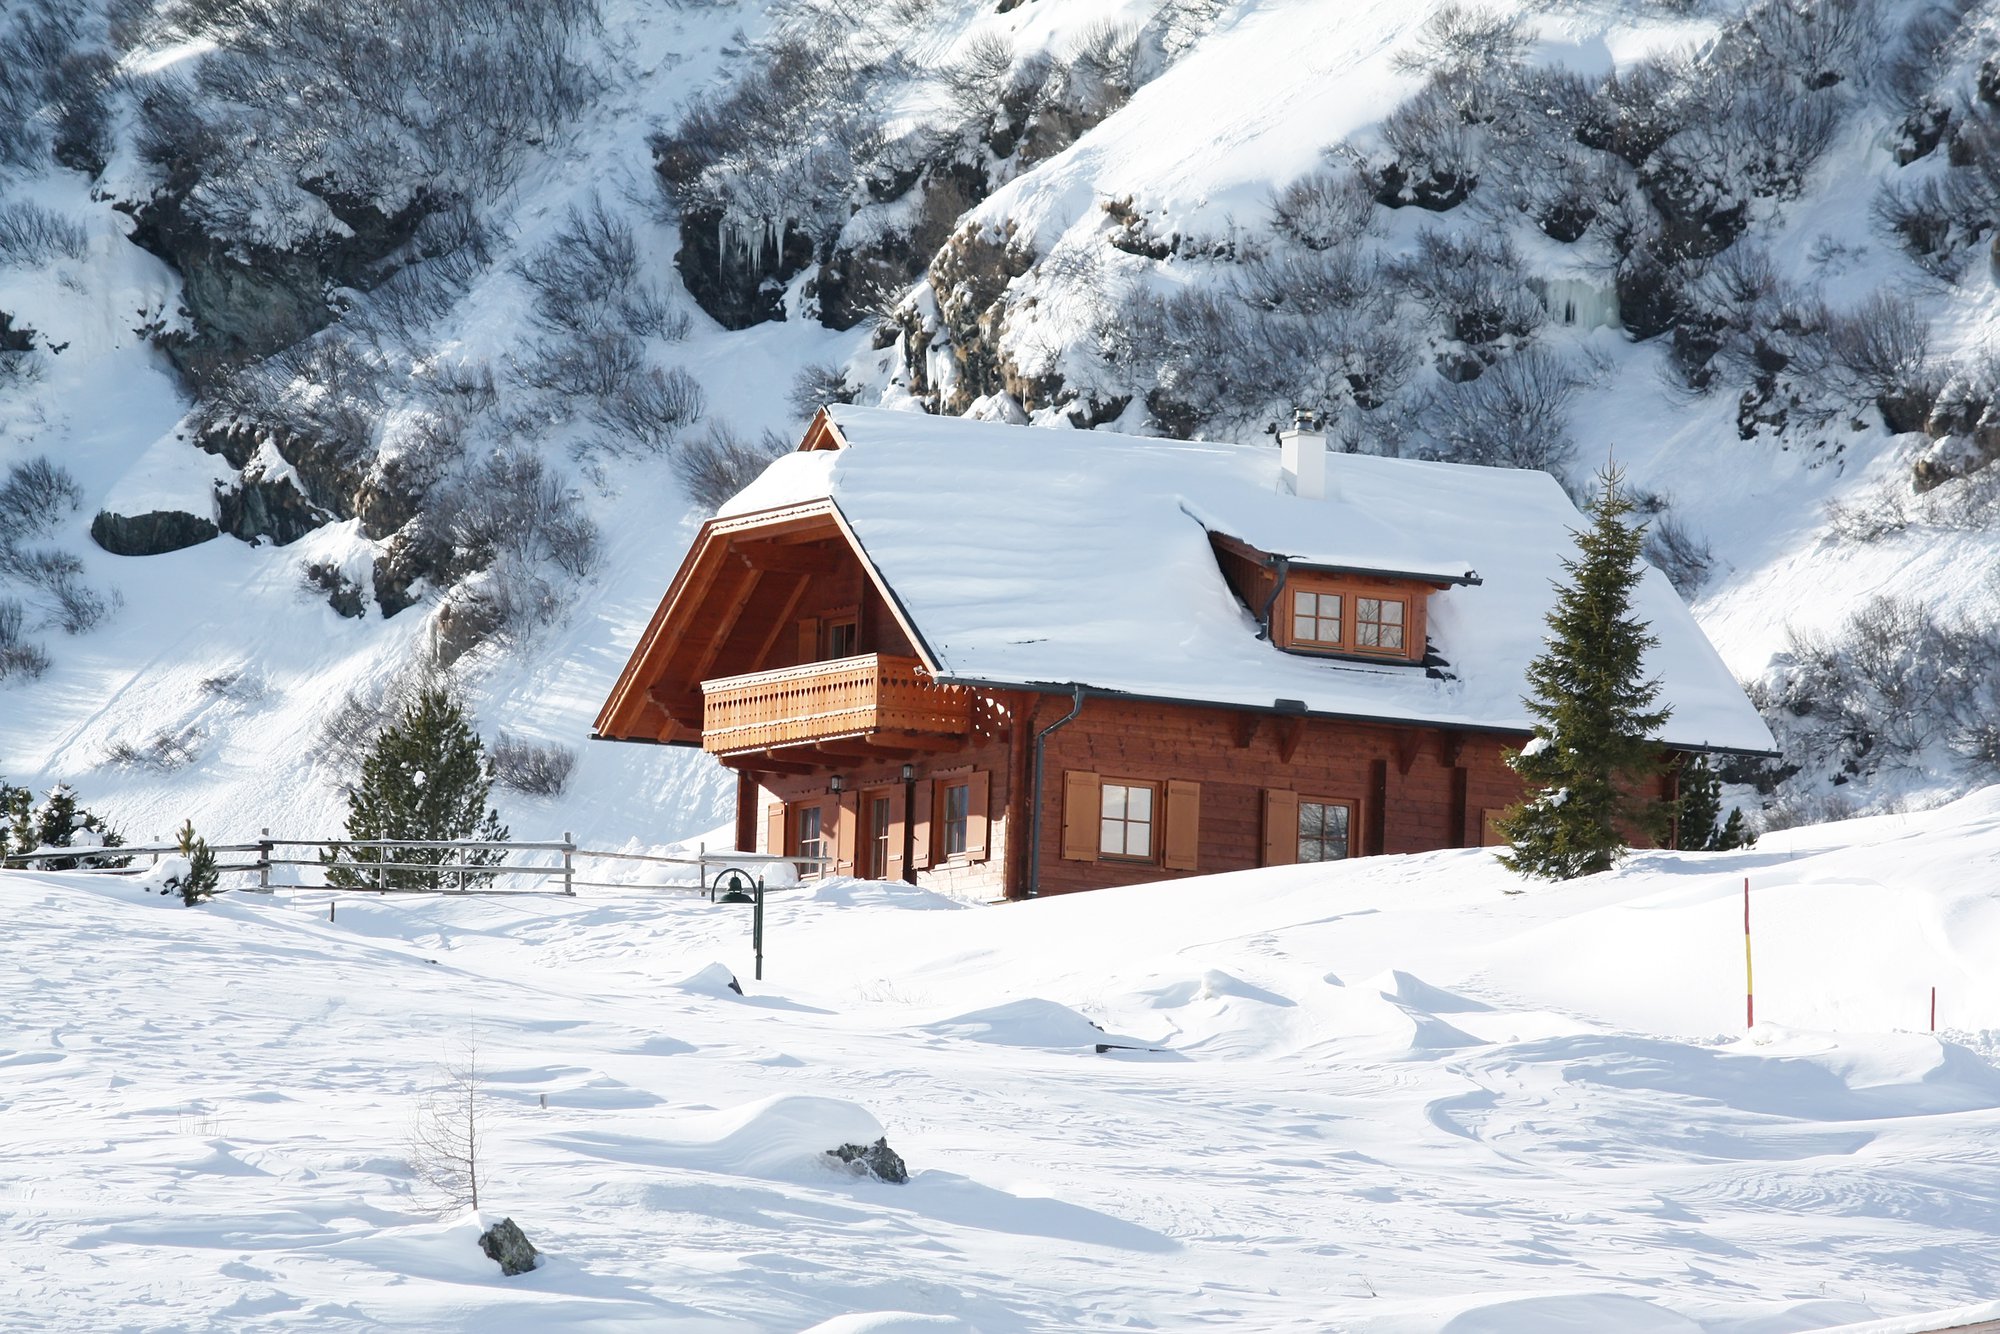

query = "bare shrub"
[[788, 363, 855, 419], [103, 730, 200, 772], [1370, 80, 1481, 211], [1391, 228, 1542, 347], [0, 203, 87, 267], [409, 1040, 485, 1215], [0, 597, 50, 682], [0, 456, 82, 545], [1270, 165, 1376, 251], [512, 330, 645, 401], [490, 734, 576, 798], [1827, 291, 1936, 429], [1419, 346, 1581, 474], [673, 421, 791, 513], [436, 449, 601, 580], [1392, 3, 1530, 77], [590, 367, 705, 455], [1642, 513, 1714, 597]]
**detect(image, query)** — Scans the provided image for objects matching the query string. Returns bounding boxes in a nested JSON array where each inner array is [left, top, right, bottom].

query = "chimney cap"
[[1288, 407, 1324, 433]]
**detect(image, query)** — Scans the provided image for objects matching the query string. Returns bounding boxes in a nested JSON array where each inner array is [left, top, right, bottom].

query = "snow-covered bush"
[[134, 0, 601, 251], [1642, 513, 1716, 599], [4, 781, 124, 870], [1760, 594, 2000, 791], [1827, 291, 1937, 432], [0, 2, 117, 173]]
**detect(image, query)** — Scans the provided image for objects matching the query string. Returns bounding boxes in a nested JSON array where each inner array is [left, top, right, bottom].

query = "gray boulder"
[[90, 509, 218, 557], [827, 1138, 908, 1184], [478, 1217, 540, 1276]]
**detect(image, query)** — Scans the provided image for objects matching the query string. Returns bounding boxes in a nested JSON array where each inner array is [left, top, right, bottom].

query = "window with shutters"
[[823, 616, 859, 659], [1298, 800, 1354, 862], [1099, 781, 1156, 860], [939, 779, 969, 858]]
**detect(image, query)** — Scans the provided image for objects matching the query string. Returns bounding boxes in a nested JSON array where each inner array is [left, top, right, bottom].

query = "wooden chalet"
[[594, 406, 1774, 899]]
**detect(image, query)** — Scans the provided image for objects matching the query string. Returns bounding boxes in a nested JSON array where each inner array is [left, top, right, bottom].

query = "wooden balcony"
[[701, 654, 971, 756]]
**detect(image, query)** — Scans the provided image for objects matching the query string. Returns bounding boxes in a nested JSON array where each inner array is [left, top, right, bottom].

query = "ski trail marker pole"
[[1744, 876, 1754, 1030]]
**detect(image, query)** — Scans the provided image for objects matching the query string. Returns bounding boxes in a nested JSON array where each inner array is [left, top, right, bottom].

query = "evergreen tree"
[[1672, 756, 1756, 852], [1498, 467, 1672, 880], [171, 819, 221, 905], [324, 686, 510, 890], [12, 782, 123, 870], [0, 780, 29, 859]]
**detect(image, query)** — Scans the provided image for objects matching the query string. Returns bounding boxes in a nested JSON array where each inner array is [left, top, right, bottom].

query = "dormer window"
[[1277, 580, 1424, 663], [1291, 592, 1342, 648], [1354, 597, 1405, 652]]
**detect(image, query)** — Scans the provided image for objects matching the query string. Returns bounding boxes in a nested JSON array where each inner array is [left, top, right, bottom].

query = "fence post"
[[563, 832, 574, 896], [258, 828, 271, 893]]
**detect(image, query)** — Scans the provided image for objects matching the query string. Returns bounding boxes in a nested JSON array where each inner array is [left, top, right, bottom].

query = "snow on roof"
[[736, 406, 1775, 754]]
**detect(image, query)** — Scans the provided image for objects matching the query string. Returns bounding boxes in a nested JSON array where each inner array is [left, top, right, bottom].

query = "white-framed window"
[[1099, 781, 1156, 859]]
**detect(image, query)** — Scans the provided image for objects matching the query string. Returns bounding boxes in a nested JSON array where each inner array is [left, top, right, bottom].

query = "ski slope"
[[7, 791, 2000, 1331]]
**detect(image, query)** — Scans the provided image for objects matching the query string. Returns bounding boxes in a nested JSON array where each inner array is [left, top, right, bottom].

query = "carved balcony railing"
[[700, 654, 971, 755]]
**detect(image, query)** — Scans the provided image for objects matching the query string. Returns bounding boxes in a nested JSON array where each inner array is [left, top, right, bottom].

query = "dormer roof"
[[698, 405, 1772, 754]]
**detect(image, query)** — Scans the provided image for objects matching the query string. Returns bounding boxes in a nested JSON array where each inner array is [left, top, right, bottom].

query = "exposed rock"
[[304, 560, 368, 618], [675, 207, 815, 331], [121, 185, 431, 383], [370, 531, 437, 619], [813, 161, 989, 332], [90, 509, 219, 557], [926, 222, 1044, 415], [827, 1137, 908, 1184], [477, 1217, 540, 1276]]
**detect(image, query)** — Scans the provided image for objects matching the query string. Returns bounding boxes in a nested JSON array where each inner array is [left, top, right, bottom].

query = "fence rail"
[[2, 833, 829, 897]]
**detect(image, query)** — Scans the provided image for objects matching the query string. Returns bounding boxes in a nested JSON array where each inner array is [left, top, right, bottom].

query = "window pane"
[[1381, 601, 1403, 624], [1298, 835, 1323, 863], [1102, 785, 1127, 819], [1128, 786, 1152, 819], [1326, 804, 1350, 855], [1381, 623, 1404, 649], [1300, 802, 1324, 838], [1126, 818, 1151, 857], [1356, 623, 1379, 646], [1101, 819, 1123, 855], [1293, 614, 1317, 641]]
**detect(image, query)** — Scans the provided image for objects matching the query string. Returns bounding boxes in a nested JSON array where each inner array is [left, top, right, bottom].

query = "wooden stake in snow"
[[1932, 986, 1937, 1033], [1744, 877, 1754, 1030]]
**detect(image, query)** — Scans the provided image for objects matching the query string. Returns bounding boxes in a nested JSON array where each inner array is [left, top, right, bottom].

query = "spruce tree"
[[1672, 755, 1756, 852], [171, 819, 221, 905], [1498, 467, 1672, 880], [324, 686, 510, 890]]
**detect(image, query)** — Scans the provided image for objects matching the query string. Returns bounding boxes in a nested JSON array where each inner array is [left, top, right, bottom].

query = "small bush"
[[103, 729, 200, 772], [788, 363, 855, 420], [0, 597, 50, 682], [1643, 513, 1715, 597], [0, 456, 82, 545], [590, 367, 705, 455], [0, 202, 87, 267], [1391, 3, 1530, 77], [168, 819, 221, 905], [1419, 346, 1582, 474], [673, 421, 792, 513], [490, 733, 576, 797], [1270, 164, 1375, 251]]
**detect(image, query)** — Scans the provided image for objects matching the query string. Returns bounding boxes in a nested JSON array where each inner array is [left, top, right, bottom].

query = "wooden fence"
[[0, 834, 828, 897]]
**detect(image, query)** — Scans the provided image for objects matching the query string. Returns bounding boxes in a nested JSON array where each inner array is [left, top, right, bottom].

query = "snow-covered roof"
[[724, 406, 1776, 755]]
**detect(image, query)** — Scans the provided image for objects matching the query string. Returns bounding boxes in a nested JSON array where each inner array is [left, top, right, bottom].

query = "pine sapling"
[[172, 819, 221, 905]]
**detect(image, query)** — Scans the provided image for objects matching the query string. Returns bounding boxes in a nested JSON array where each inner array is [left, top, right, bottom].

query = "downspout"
[[1026, 684, 1087, 899], [1256, 556, 1291, 641]]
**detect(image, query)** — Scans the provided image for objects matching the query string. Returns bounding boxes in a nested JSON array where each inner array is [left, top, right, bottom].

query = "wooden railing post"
[[563, 832, 574, 896], [258, 828, 271, 892]]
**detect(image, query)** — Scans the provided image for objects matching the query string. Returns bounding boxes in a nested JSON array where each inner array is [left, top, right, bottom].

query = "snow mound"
[[557, 1095, 890, 1181], [920, 998, 1144, 1051], [797, 1314, 978, 1334]]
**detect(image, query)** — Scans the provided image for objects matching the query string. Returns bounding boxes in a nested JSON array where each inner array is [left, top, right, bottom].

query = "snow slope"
[[8, 792, 2000, 1331]]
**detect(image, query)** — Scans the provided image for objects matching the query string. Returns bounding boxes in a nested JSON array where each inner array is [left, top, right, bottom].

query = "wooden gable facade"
[[590, 411, 1674, 900]]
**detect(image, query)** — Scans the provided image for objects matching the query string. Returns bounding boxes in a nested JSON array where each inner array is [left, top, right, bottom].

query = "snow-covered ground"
[[9, 792, 2000, 1331]]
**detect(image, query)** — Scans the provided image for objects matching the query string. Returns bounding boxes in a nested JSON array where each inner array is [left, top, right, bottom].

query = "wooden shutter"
[[965, 770, 991, 862], [883, 785, 907, 882], [1061, 770, 1100, 862], [767, 803, 786, 857], [796, 616, 819, 663], [833, 793, 858, 875], [1262, 790, 1299, 867], [909, 779, 933, 870], [1163, 780, 1201, 871]]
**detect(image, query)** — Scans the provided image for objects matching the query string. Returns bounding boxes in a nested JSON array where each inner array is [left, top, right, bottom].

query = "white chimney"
[[1279, 408, 1329, 501]]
